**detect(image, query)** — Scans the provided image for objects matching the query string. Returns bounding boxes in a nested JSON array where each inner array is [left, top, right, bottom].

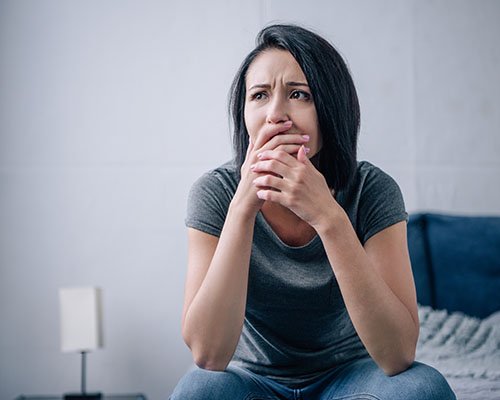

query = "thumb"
[[245, 138, 254, 158], [297, 145, 311, 164]]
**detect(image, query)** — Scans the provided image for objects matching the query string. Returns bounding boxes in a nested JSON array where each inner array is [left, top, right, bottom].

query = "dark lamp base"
[[64, 393, 102, 400]]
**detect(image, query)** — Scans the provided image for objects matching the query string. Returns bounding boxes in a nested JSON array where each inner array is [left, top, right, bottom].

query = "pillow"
[[426, 214, 500, 318], [407, 214, 434, 307]]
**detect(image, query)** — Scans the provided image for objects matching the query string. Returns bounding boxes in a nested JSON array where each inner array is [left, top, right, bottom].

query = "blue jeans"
[[170, 357, 456, 400]]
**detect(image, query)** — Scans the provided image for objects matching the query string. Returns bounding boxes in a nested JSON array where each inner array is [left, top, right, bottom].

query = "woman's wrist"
[[228, 192, 260, 223], [313, 204, 350, 239]]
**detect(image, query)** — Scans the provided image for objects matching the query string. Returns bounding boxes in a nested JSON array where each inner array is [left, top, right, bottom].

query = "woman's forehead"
[[246, 49, 307, 87]]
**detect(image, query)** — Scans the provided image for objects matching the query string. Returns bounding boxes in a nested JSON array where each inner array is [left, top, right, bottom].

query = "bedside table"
[[15, 395, 146, 400]]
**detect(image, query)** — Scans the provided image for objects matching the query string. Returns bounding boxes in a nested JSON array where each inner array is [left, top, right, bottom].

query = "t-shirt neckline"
[[256, 211, 321, 251]]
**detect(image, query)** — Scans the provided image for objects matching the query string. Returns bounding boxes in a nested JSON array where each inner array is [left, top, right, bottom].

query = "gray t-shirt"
[[185, 160, 408, 386]]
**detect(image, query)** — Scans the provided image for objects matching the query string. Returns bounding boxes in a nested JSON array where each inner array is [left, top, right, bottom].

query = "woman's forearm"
[[182, 199, 256, 371], [317, 210, 419, 376]]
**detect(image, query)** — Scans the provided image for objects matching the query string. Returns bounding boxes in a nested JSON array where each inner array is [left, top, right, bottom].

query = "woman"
[[171, 24, 456, 400]]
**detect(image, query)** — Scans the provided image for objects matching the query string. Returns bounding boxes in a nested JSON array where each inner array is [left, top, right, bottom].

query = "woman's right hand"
[[232, 138, 265, 217], [232, 121, 310, 217]]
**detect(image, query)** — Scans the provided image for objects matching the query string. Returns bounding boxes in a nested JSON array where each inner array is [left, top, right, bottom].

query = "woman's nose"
[[266, 96, 289, 124]]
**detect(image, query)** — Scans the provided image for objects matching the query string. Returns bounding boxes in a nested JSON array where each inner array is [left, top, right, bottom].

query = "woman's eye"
[[291, 90, 311, 101], [250, 92, 267, 101]]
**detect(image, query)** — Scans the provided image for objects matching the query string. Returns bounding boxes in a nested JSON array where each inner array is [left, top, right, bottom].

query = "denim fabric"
[[170, 357, 456, 400]]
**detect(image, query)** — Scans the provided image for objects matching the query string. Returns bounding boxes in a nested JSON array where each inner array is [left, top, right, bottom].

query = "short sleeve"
[[357, 167, 408, 245], [185, 169, 235, 237]]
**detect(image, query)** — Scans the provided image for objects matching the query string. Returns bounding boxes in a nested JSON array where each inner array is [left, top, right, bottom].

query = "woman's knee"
[[170, 366, 259, 400], [398, 362, 456, 400], [331, 359, 456, 400]]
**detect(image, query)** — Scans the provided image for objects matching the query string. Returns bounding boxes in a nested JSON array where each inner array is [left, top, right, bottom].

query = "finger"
[[254, 121, 293, 150], [256, 149, 298, 168], [256, 189, 285, 205], [265, 144, 303, 156], [260, 133, 309, 153], [253, 173, 287, 192], [250, 158, 289, 178], [275, 144, 312, 156], [297, 145, 312, 164], [245, 138, 254, 158], [242, 140, 256, 171]]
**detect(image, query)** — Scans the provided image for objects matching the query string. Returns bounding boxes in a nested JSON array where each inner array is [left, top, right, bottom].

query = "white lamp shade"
[[59, 287, 103, 352]]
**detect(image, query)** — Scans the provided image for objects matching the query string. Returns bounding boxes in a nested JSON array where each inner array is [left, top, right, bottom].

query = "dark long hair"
[[229, 24, 360, 191]]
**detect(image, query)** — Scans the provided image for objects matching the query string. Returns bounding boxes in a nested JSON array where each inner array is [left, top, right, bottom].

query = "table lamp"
[[59, 287, 103, 400]]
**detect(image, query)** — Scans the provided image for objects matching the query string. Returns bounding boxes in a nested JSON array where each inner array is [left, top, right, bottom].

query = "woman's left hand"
[[250, 146, 340, 229]]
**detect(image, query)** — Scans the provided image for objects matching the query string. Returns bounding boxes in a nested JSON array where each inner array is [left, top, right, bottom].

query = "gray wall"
[[1, 1, 499, 399]]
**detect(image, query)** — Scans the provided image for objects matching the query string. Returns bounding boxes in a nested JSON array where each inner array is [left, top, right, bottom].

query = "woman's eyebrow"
[[248, 82, 309, 90], [248, 83, 271, 91], [286, 81, 309, 87]]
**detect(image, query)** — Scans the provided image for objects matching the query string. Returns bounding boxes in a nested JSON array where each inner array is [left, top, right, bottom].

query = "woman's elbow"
[[193, 353, 229, 372], [183, 332, 230, 371], [381, 351, 416, 376]]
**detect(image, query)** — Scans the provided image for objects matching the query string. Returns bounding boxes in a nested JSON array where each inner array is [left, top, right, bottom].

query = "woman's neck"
[[260, 202, 316, 247]]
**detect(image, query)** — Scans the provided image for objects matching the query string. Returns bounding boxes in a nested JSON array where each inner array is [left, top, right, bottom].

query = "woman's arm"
[[182, 139, 263, 371], [182, 124, 308, 371], [182, 203, 255, 371], [316, 216, 419, 375], [251, 146, 419, 375]]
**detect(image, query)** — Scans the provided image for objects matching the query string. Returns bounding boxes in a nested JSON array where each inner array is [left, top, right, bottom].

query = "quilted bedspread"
[[416, 306, 500, 400]]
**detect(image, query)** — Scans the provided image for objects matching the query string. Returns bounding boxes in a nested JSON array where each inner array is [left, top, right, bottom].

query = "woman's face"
[[244, 49, 322, 157]]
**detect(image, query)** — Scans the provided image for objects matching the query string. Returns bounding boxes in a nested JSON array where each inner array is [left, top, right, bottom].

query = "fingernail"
[[301, 135, 310, 141], [304, 147, 311, 153]]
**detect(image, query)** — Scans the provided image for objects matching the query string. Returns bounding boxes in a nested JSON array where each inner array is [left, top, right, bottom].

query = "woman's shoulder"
[[345, 160, 407, 243], [185, 161, 238, 236], [352, 160, 401, 191], [356, 160, 387, 178], [208, 160, 239, 181], [194, 160, 239, 193], [188, 160, 239, 204]]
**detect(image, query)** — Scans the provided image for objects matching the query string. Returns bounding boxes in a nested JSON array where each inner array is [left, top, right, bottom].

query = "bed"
[[408, 213, 500, 399]]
